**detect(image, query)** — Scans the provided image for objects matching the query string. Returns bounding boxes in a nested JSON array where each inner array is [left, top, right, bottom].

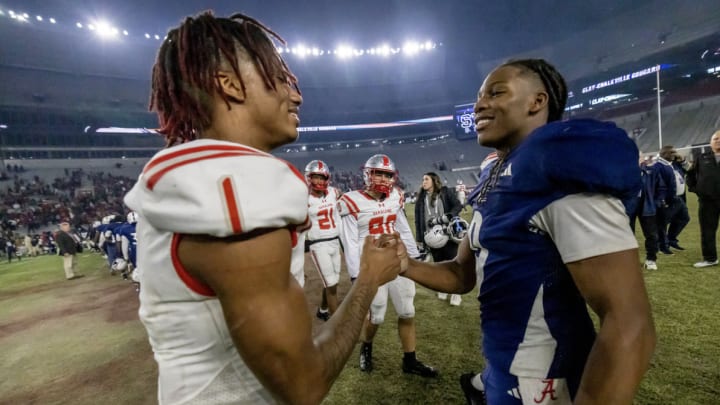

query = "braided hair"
[[149, 11, 298, 146], [502, 59, 568, 123]]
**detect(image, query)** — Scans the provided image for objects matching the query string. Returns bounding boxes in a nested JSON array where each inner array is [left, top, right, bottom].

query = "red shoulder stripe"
[[146, 151, 259, 190], [144, 143, 265, 174]]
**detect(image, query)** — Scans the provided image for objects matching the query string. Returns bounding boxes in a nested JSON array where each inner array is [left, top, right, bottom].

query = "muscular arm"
[[179, 229, 398, 404], [402, 236, 477, 294], [568, 249, 656, 405]]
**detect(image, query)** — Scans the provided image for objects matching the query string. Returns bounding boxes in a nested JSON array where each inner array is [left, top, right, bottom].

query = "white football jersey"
[[124, 139, 308, 405], [307, 187, 341, 241], [338, 188, 418, 278]]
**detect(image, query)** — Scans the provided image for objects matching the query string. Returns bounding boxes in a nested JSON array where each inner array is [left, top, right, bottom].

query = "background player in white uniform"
[[123, 12, 403, 405], [339, 154, 438, 378], [304, 159, 343, 320]]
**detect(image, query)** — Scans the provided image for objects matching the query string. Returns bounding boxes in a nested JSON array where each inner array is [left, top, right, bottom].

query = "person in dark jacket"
[[414, 172, 463, 305], [56, 221, 83, 280], [686, 130, 720, 268]]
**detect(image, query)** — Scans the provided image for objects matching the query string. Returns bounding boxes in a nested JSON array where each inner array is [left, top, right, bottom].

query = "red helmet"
[[304, 160, 330, 192], [363, 154, 396, 195]]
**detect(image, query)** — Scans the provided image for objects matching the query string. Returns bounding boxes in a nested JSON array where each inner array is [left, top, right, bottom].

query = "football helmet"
[[304, 160, 330, 192], [423, 224, 449, 249], [127, 211, 139, 224], [111, 258, 128, 272], [448, 217, 470, 244], [363, 154, 396, 195]]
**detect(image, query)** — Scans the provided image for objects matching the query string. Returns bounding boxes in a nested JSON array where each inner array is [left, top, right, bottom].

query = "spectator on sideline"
[[123, 11, 402, 404], [686, 130, 720, 268], [658, 146, 690, 251], [414, 172, 464, 306], [396, 58, 655, 404], [56, 221, 82, 280]]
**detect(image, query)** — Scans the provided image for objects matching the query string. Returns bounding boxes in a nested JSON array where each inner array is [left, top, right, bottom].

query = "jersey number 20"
[[368, 214, 397, 235]]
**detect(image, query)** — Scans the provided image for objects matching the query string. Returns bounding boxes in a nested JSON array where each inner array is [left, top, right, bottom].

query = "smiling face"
[[231, 54, 303, 149], [473, 65, 549, 151]]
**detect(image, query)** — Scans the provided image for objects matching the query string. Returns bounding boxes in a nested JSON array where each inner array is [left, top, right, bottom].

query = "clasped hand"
[[359, 232, 408, 285]]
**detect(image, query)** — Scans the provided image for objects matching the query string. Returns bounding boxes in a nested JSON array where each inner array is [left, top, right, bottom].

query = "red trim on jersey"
[[297, 215, 312, 233], [276, 158, 306, 183], [171, 233, 215, 297], [144, 143, 265, 173], [341, 195, 360, 219], [220, 177, 242, 233], [146, 151, 258, 190], [290, 226, 298, 248]]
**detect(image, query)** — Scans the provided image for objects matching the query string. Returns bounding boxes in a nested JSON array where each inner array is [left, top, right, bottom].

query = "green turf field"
[[0, 196, 718, 404]]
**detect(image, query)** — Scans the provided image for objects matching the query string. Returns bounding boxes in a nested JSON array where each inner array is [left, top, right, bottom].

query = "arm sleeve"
[[339, 214, 360, 279], [530, 193, 638, 264], [662, 164, 677, 203], [686, 162, 698, 192], [443, 187, 463, 218], [395, 209, 420, 258], [414, 195, 424, 243]]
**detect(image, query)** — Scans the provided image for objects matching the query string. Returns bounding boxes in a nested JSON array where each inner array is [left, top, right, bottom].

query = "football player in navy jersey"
[[394, 59, 655, 404]]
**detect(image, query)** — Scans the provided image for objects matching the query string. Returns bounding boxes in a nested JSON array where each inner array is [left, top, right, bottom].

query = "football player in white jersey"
[[123, 12, 403, 405], [304, 159, 343, 320], [338, 154, 439, 378]]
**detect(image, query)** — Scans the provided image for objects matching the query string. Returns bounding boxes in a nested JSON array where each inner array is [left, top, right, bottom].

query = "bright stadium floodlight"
[[336, 45, 353, 59], [92, 21, 119, 38], [122, 30, 128, 36], [87, 23, 95, 30], [22, 12, 28, 19], [378, 44, 390, 56], [76, 22, 82, 28], [144, 33, 150, 38], [154, 34, 160, 40], [49, 17, 56, 24], [36, 15, 42, 21], [425, 40, 433, 50], [312, 47, 319, 56], [402, 41, 420, 55], [277, 47, 284, 54]]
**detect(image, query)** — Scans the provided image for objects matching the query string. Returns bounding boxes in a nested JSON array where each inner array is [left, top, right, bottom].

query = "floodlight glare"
[[425, 40, 433, 49], [403, 41, 419, 55], [154, 34, 160, 40], [88, 24, 95, 31], [36, 15, 42, 21], [122, 30, 128, 36], [49, 17, 56, 24], [336, 45, 353, 59], [76, 22, 82, 28], [22, 13, 28, 18], [144, 33, 150, 38]]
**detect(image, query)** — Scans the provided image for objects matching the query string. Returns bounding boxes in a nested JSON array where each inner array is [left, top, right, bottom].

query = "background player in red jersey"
[[338, 154, 438, 378], [304, 159, 344, 320]]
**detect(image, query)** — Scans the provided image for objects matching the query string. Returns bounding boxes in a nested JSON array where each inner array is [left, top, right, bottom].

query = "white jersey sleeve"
[[124, 139, 309, 237], [529, 193, 638, 264], [340, 213, 360, 279], [395, 208, 420, 258]]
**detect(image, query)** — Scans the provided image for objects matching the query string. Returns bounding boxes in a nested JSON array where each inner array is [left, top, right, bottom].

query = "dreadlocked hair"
[[502, 59, 568, 123], [149, 11, 298, 146]]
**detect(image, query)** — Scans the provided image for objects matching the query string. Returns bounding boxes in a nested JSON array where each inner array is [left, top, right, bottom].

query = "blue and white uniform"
[[467, 119, 641, 404]]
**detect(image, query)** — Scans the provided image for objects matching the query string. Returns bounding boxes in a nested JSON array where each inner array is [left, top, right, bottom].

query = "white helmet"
[[127, 211, 138, 224], [423, 224, 449, 249], [304, 160, 331, 192], [112, 258, 128, 272], [363, 154, 396, 195], [448, 217, 470, 244]]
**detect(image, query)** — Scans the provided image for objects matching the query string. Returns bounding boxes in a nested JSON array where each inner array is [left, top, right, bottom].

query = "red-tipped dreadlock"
[[149, 11, 298, 146]]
